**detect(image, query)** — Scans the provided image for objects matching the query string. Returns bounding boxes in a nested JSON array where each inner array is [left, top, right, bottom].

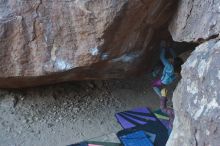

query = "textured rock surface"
[[167, 39, 220, 146], [169, 0, 220, 42], [0, 0, 175, 88]]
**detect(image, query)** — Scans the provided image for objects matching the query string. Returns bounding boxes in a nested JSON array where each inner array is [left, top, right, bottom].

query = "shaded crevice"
[[36, 0, 42, 17], [194, 129, 198, 146], [32, 0, 42, 42], [182, 0, 194, 30], [196, 34, 219, 44]]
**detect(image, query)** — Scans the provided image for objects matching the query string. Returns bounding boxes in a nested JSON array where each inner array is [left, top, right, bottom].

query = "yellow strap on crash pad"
[[155, 113, 169, 120]]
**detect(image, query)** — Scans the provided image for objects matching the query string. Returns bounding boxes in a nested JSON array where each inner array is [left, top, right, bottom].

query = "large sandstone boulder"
[[0, 0, 175, 88], [169, 0, 220, 42], [167, 38, 220, 146]]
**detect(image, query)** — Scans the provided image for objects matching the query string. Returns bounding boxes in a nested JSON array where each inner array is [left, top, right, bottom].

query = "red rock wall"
[[0, 0, 175, 88]]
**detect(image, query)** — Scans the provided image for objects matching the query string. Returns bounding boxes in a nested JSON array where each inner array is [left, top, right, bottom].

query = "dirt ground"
[[0, 74, 180, 146]]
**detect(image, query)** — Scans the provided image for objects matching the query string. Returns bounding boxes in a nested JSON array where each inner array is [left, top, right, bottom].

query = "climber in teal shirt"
[[152, 41, 183, 97], [160, 47, 176, 85]]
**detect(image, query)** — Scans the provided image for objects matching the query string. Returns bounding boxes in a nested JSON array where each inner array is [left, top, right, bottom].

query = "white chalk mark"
[[101, 53, 109, 60], [89, 47, 99, 56], [112, 53, 139, 63], [55, 59, 72, 71]]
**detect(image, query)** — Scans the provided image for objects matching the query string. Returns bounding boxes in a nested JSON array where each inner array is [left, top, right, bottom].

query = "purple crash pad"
[[115, 107, 157, 129]]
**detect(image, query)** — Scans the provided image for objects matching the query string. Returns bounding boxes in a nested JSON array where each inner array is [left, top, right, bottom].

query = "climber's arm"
[[168, 47, 177, 58], [160, 48, 170, 66]]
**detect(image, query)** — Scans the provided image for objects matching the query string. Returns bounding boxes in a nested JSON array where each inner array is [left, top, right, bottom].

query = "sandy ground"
[[0, 75, 178, 146], [0, 46, 192, 146]]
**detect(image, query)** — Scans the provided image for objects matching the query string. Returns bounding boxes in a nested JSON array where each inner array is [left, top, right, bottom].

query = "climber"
[[160, 88, 174, 129], [152, 41, 183, 97]]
